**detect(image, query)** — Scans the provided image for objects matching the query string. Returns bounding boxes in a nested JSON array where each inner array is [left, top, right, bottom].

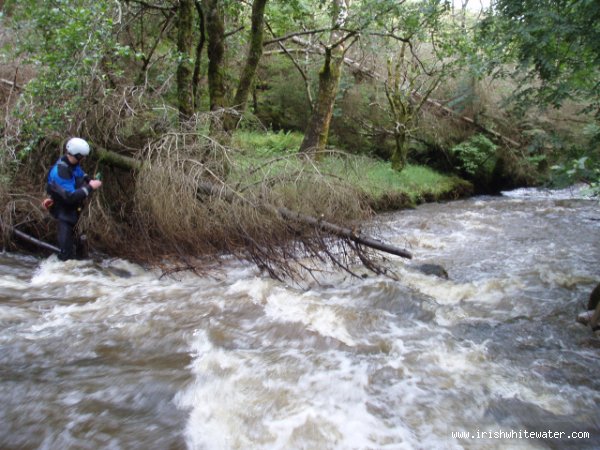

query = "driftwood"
[[98, 148, 412, 260], [6, 220, 88, 258]]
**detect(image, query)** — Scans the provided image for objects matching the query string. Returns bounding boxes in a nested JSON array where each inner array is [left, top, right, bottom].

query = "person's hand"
[[89, 179, 103, 190]]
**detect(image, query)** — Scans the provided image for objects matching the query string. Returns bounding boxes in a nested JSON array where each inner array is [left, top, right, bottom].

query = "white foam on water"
[[178, 275, 556, 450], [365, 322, 576, 449], [261, 354, 418, 450], [402, 233, 446, 251], [502, 184, 595, 200], [176, 330, 264, 449], [228, 276, 358, 346], [226, 276, 273, 304], [177, 329, 422, 450], [0, 274, 31, 291], [534, 263, 598, 289], [399, 267, 525, 308], [30, 255, 157, 289], [0, 306, 38, 323], [263, 288, 357, 346]]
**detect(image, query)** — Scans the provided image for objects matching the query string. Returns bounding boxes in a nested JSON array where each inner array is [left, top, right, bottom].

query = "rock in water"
[[577, 283, 600, 331], [587, 282, 600, 310], [414, 263, 449, 279]]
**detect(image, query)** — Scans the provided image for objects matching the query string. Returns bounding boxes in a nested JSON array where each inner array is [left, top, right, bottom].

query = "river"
[[0, 187, 599, 449]]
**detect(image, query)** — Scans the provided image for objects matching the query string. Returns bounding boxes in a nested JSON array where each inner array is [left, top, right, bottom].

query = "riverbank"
[[232, 130, 474, 212], [2, 129, 472, 271]]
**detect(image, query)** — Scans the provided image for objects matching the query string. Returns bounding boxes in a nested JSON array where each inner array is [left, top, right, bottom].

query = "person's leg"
[[75, 234, 88, 259], [56, 220, 75, 261]]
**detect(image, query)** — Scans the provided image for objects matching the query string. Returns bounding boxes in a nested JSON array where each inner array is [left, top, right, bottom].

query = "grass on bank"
[[231, 130, 472, 210]]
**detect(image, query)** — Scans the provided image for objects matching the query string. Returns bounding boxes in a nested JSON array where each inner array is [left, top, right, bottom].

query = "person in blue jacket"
[[46, 137, 102, 260]]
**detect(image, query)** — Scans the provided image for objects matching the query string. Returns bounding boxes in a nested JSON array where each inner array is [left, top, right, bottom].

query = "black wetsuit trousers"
[[57, 220, 75, 261]]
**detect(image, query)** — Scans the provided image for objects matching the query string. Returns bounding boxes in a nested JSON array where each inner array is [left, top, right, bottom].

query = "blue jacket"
[[46, 156, 92, 224]]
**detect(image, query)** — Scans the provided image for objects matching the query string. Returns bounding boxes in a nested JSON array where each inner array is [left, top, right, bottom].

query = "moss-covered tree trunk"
[[204, 0, 226, 112], [384, 41, 437, 172], [192, 0, 206, 107], [390, 128, 409, 172], [177, 0, 195, 121], [298, 48, 342, 155], [299, 0, 350, 156], [233, 0, 267, 112]]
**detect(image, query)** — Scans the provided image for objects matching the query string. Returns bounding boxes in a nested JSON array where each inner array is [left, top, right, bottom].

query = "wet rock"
[[414, 263, 449, 279], [577, 283, 600, 332], [591, 305, 600, 332], [587, 282, 600, 310], [577, 310, 594, 326], [577, 308, 600, 331]]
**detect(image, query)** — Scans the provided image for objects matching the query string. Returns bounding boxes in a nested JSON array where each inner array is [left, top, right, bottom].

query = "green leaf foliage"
[[451, 133, 497, 177], [5, 0, 123, 141], [479, 0, 600, 112]]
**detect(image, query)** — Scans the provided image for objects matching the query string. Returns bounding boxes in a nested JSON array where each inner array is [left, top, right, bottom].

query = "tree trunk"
[[299, 48, 342, 155], [177, 0, 195, 121], [204, 0, 227, 111], [299, 0, 350, 156], [192, 0, 206, 107], [385, 43, 414, 172], [231, 0, 268, 115], [391, 129, 408, 172]]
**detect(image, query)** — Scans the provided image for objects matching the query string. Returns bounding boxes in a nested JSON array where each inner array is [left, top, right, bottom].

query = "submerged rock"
[[414, 263, 449, 279]]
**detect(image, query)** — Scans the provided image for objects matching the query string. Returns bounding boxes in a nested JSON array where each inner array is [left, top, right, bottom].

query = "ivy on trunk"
[[299, 0, 352, 157], [177, 0, 195, 121]]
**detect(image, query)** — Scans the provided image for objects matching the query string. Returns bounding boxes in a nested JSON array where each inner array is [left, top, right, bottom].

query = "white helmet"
[[66, 137, 90, 157]]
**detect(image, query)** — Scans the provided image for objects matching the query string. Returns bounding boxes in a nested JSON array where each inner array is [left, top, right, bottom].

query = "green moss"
[[230, 131, 472, 211], [321, 157, 473, 210]]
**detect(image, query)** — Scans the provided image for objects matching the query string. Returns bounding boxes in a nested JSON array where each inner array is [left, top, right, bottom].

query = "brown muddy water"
[[0, 187, 599, 449]]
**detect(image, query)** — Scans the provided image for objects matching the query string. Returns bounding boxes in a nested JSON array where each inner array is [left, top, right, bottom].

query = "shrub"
[[451, 134, 497, 177], [232, 130, 304, 156]]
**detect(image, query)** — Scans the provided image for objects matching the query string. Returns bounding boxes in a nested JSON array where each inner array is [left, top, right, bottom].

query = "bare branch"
[[225, 25, 245, 38], [124, 0, 177, 12], [263, 28, 331, 46], [265, 22, 314, 109], [139, 11, 176, 75], [0, 78, 21, 91]]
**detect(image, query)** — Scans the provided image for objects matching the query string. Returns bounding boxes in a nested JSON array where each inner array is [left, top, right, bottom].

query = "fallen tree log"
[[11, 226, 60, 254], [196, 182, 413, 259], [99, 148, 412, 259], [0, 78, 22, 91], [97, 148, 142, 171], [276, 206, 411, 259], [275, 36, 520, 148]]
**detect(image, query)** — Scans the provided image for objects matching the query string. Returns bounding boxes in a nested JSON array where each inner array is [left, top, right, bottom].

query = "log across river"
[[0, 186, 598, 449]]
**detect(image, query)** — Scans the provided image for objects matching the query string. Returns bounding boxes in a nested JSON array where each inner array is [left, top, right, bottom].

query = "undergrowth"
[[233, 130, 473, 210]]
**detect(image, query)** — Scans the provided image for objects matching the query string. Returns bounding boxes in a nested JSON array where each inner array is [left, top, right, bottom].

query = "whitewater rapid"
[[0, 189, 598, 449]]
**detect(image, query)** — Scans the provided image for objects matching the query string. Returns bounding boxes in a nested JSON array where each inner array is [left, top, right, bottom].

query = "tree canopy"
[[480, 0, 600, 113]]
